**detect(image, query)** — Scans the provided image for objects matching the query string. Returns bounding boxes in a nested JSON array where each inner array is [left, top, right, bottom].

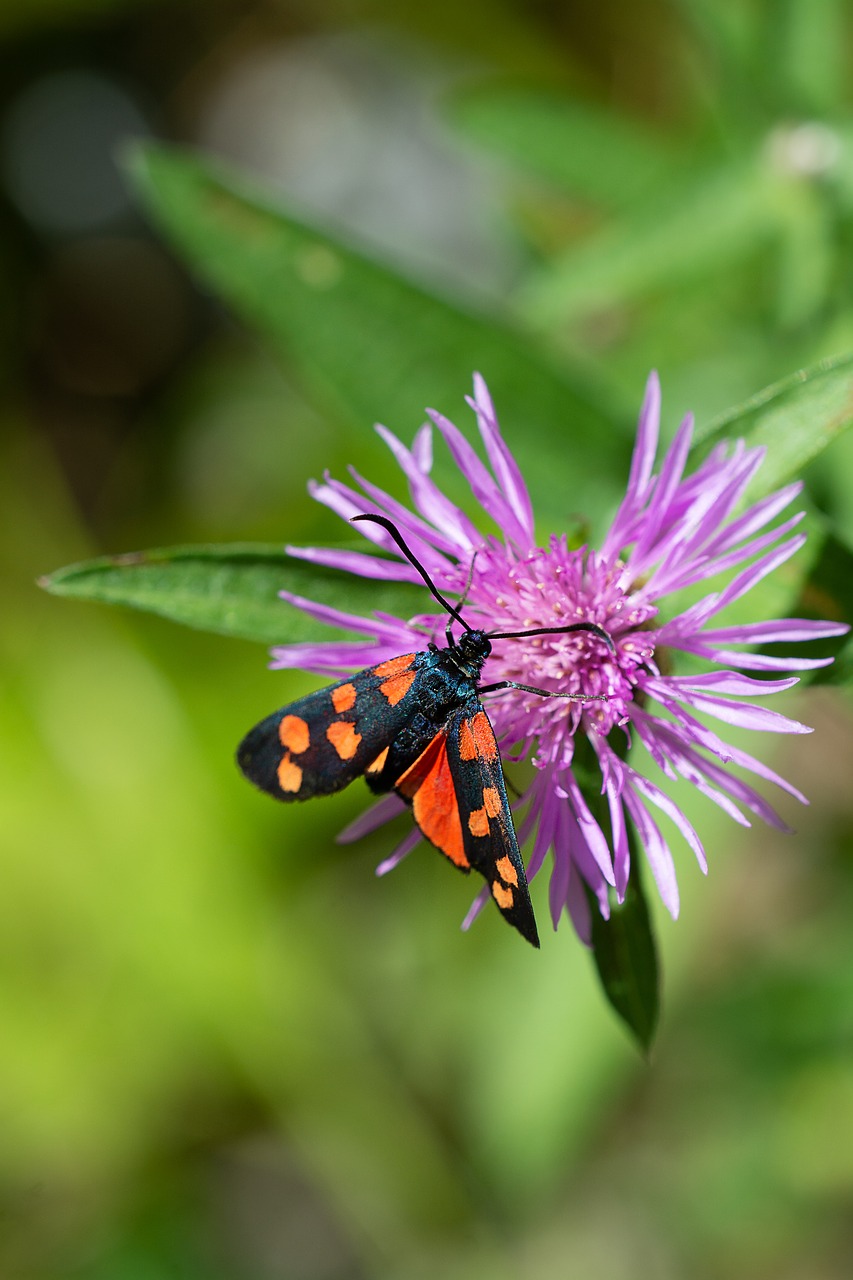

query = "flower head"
[[272, 374, 847, 941]]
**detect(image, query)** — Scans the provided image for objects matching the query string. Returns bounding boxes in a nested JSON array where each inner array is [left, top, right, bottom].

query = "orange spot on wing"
[[468, 807, 488, 838], [327, 721, 362, 760], [483, 786, 502, 818], [332, 682, 357, 712], [495, 855, 518, 886], [366, 746, 389, 775], [458, 719, 477, 760], [492, 881, 514, 910], [470, 711, 499, 760], [279, 715, 309, 755], [374, 653, 415, 679], [397, 734, 468, 868], [380, 670, 415, 706], [459, 710, 499, 762], [277, 754, 303, 793]]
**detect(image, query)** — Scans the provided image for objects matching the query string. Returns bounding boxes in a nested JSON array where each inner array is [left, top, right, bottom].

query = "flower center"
[[458, 536, 657, 745]]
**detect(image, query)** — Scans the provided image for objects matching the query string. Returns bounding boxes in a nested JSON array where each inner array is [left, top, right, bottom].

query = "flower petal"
[[428, 406, 530, 550], [270, 640, 397, 676], [375, 423, 480, 548], [658, 511, 805, 594], [337, 793, 407, 843], [286, 543, 422, 582], [665, 671, 800, 695], [626, 371, 661, 505], [548, 800, 572, 929], [623, 786, 680, 918], [630, 773, 707, 873], [701, 618, 851, 644], [376, 826, 423, 876], [601, 370, 660, 556], [469, 373, 535, 545], [276, 589, 419, 644], [345, 468, 462, 562], [703, 481, 803, 555], [676, 691, 812, 735], [461, 885, 491, 933], [565, 869, 594, 945], [557, 771, 616, 885]]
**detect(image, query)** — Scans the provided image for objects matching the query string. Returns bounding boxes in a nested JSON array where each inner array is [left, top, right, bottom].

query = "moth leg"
[[478, 679, 607, 702]]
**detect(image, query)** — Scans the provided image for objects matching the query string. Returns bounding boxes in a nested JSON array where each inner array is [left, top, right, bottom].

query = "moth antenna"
[[351, 513, 472, 632], [457, 551, 478, 613], [487, 621, 616, 654]]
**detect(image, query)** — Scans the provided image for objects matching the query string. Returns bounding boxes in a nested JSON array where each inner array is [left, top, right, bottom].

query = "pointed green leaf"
[[698, 352, 853, 496], [589, 852, 660, 1054], [39, 544, 425, 646], [123, 142, 621, 509]]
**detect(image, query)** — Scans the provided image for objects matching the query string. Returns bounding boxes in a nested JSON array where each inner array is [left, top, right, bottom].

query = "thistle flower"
[[271, 374, 847, 941]]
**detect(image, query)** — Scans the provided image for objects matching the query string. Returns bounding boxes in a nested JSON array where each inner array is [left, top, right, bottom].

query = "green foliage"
[[699, 352, 853, 497], [519, 157, 780, 324], [449, 86, 683, 208], [125, 143, 624, 519], [40, 543, 425, 645], [589, 857, 660, 1055]]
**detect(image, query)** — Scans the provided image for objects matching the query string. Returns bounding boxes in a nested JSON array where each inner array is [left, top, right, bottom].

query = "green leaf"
[[449, 86, 681, 207], [39, 544, 426, 646], [698, 352, 853, 497], [777, 0, 847, 113], [518, 159, 777, 324], [123, 142, 622, 510], [589, 851, 660, 1055]]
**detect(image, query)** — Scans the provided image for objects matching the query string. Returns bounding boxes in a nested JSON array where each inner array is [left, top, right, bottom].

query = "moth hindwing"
[[237, 635, 540, 947]]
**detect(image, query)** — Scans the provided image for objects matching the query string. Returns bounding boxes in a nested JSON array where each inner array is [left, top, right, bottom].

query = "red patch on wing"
[[397, 733, 468, 869]]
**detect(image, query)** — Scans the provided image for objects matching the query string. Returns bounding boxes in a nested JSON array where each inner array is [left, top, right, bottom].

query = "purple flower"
[[271, 373, 848, 941]]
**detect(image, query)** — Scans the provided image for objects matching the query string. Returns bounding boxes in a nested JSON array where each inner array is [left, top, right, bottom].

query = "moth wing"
[[395, 701, 539, 947], [237, 652, 422, 802]]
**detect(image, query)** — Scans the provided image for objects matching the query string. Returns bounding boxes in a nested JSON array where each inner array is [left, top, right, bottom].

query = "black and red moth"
[[237, 515, 613, 947]]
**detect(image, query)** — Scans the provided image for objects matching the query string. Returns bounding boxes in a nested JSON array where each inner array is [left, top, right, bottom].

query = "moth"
[[238, 514, 613, 946]]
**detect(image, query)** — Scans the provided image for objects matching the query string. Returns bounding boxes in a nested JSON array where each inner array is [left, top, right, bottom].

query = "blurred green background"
[[2, 1, 853, 1276]]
